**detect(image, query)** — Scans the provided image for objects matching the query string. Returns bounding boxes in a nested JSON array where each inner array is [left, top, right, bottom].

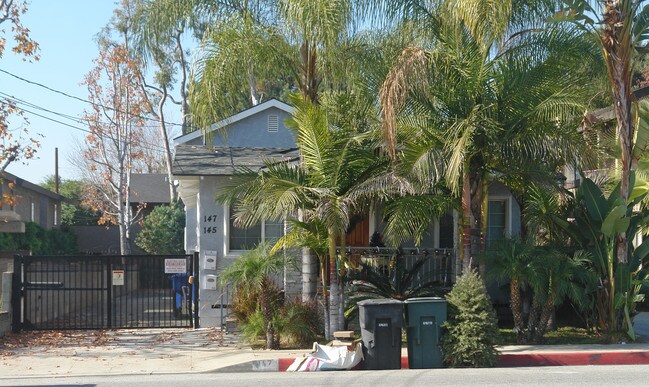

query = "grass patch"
[[496, 327, 608, 345]]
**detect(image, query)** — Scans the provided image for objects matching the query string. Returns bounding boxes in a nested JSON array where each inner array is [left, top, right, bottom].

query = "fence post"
[[192, 251, 200, 329], [106, 257, 112, 329], [11, 255, 22, 333]]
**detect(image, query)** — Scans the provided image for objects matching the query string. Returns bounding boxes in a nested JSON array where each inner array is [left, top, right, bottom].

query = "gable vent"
[[268, 114, 279, 132]]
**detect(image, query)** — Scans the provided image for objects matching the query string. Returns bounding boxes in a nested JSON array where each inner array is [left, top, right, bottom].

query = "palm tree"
[[486, 238, 595, 343], [219, 243, 285, 349], [380, 0, 598, 274], [557, 1, 649, 264], [485, 238, 537, 342], [217, 95, 395, 339]]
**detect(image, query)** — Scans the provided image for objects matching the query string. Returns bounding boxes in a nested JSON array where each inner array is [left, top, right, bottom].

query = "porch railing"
[[340, 247, 455, 288]]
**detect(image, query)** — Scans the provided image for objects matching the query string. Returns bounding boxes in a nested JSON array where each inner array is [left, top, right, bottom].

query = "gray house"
[[172, 99, 521, 326], [0, 171, 70, 233]]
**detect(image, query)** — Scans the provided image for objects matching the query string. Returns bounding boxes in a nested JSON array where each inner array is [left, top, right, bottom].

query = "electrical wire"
[[0, 67, 196, 130]]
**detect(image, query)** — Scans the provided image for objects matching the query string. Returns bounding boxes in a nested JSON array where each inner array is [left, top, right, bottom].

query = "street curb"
[[271, 351, 649, 371], [498, 351, 649, 367]]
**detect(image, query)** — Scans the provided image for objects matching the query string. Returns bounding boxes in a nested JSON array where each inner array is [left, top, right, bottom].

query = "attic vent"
[[268, 114, 279, 132]]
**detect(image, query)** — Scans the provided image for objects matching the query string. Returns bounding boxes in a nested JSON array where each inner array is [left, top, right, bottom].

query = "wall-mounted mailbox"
[[202, 274, 217, 290], [203, 250, 217, 270]]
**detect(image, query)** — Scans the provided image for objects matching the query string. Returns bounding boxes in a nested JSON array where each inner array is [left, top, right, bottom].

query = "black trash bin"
[[404, 297, 447, 368], [357, 299, 404, 370]]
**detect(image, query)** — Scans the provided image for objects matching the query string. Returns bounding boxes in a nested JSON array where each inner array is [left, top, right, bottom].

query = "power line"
[[15, 105, 170, 154], [0, 91, 182, 131], [0, 67, 195, 130]]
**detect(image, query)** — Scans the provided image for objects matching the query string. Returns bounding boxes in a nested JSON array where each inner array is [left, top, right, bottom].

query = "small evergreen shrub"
[[135, 201, 185, 254], [441, 269, 500, 367]]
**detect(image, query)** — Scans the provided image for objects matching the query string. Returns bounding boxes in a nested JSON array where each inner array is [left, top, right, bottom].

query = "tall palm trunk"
[[326, 226, 339, 340], [461, 173, 472, 273], [510, 278, 525, 342], [602, 0, 634, 265], [260, 278, 277, 349]]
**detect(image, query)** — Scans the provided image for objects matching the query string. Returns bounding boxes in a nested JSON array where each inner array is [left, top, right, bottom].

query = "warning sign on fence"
[[165, 259, 187, 274], [112, 270, 125, 286]]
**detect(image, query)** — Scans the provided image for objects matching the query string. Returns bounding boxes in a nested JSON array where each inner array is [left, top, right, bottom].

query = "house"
[[173, 99, 523, 327], [0, 171, 70, 233]]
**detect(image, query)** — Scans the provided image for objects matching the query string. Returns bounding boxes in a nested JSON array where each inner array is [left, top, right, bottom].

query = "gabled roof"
[[129, 174, 172, 204], [173, 99, 294, 145], [172, 145, 299, 176], [1, 171, 73, 204]]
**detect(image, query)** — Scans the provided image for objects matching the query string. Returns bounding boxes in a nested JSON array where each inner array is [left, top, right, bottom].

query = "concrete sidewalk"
[[1, 313, 649, 378]]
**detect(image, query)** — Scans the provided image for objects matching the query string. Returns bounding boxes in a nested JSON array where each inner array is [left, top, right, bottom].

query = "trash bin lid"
[[404, 297, 446, 304], [357, 298, 403, 307]]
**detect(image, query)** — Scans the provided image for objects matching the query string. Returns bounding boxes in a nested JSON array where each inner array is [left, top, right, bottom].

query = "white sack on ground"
[[287, 342, 363, 371]]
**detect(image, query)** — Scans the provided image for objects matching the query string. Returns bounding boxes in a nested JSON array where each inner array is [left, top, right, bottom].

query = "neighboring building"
[[73, 173, 174, 255], [129, 173, 174, 217], [173, 98, 522, 327], [0, 171, 70, 232]]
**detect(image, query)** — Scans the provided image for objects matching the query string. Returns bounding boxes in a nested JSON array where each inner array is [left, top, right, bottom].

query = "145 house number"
[[203, 214, 217, 234]]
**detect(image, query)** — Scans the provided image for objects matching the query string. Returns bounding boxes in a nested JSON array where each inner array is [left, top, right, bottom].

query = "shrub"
[[0, 222, 77, 254], [441, 270, 500, 367], [276, 299, 323, 348], [135, 201, 185, 254]]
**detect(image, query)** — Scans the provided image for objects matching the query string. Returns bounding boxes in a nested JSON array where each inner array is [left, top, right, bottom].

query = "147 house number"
[[203, 214, 217, 234]]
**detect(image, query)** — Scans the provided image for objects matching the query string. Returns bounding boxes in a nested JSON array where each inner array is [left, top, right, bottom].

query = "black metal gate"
[[12, 253, 199, 331]]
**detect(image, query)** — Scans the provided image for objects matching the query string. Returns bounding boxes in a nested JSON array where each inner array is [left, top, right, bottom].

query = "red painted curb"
[[499, 351, 649, 367], [278, 351, 649, 371]]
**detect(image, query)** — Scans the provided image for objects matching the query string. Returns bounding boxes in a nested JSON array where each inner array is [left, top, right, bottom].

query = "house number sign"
[[202, 214, 217, 234]]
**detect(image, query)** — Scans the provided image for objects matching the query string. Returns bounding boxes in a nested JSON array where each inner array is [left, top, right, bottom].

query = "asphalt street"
[[3, 365, 649, 386]]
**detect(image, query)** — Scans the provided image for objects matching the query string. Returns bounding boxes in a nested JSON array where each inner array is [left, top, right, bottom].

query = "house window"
[[487, 200, 507, 246], [228, 206, 284, 251], [54, 204, 59, 226], [438, 212, 454, 248], [268, 114, 279, 132], [30, 201, 35, 222]]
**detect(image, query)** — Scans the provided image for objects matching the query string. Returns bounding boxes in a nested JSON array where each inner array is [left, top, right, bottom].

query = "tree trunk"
[[461, 173, 472, 273], [261, 289, 276, 349], [175, 32, 190, 135], [249, 62, 260, 106], [327, 227, 342, 338], [155, 85, 177, 202], [533, 294, 555, 343], [302, 248, 318, 301], [510, 278, 525, 343], [602, 1, 633, 265]]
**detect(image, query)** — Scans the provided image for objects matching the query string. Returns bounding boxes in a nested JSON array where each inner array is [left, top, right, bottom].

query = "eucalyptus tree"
[[127, 0, 205, 201], [191, 0, 365, 124], [380, 0, 598, 274], [556, 1, 649, 265]]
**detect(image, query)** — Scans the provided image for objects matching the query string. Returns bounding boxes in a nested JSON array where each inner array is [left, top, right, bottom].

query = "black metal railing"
[[12, 254, 198, 331], [341, 247, 455, 288]]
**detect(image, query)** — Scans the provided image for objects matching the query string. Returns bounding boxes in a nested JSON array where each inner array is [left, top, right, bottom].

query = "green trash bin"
[[404, 297, 447, 368]]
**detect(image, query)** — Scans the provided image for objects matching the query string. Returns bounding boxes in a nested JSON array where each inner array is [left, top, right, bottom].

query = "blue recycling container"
[[171, 273, 191, 316]]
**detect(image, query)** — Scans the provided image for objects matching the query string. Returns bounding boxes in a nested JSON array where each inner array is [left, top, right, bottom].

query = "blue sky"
[[1, 1, 120, 184]]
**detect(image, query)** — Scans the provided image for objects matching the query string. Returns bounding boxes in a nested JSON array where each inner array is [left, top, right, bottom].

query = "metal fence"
[[12, 254, 198, 331], [343, 247, 455, 288]]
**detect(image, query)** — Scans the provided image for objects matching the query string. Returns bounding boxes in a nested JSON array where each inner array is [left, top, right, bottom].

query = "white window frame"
[[487, 196, 512, 243], [223, 204, 285, 256]]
